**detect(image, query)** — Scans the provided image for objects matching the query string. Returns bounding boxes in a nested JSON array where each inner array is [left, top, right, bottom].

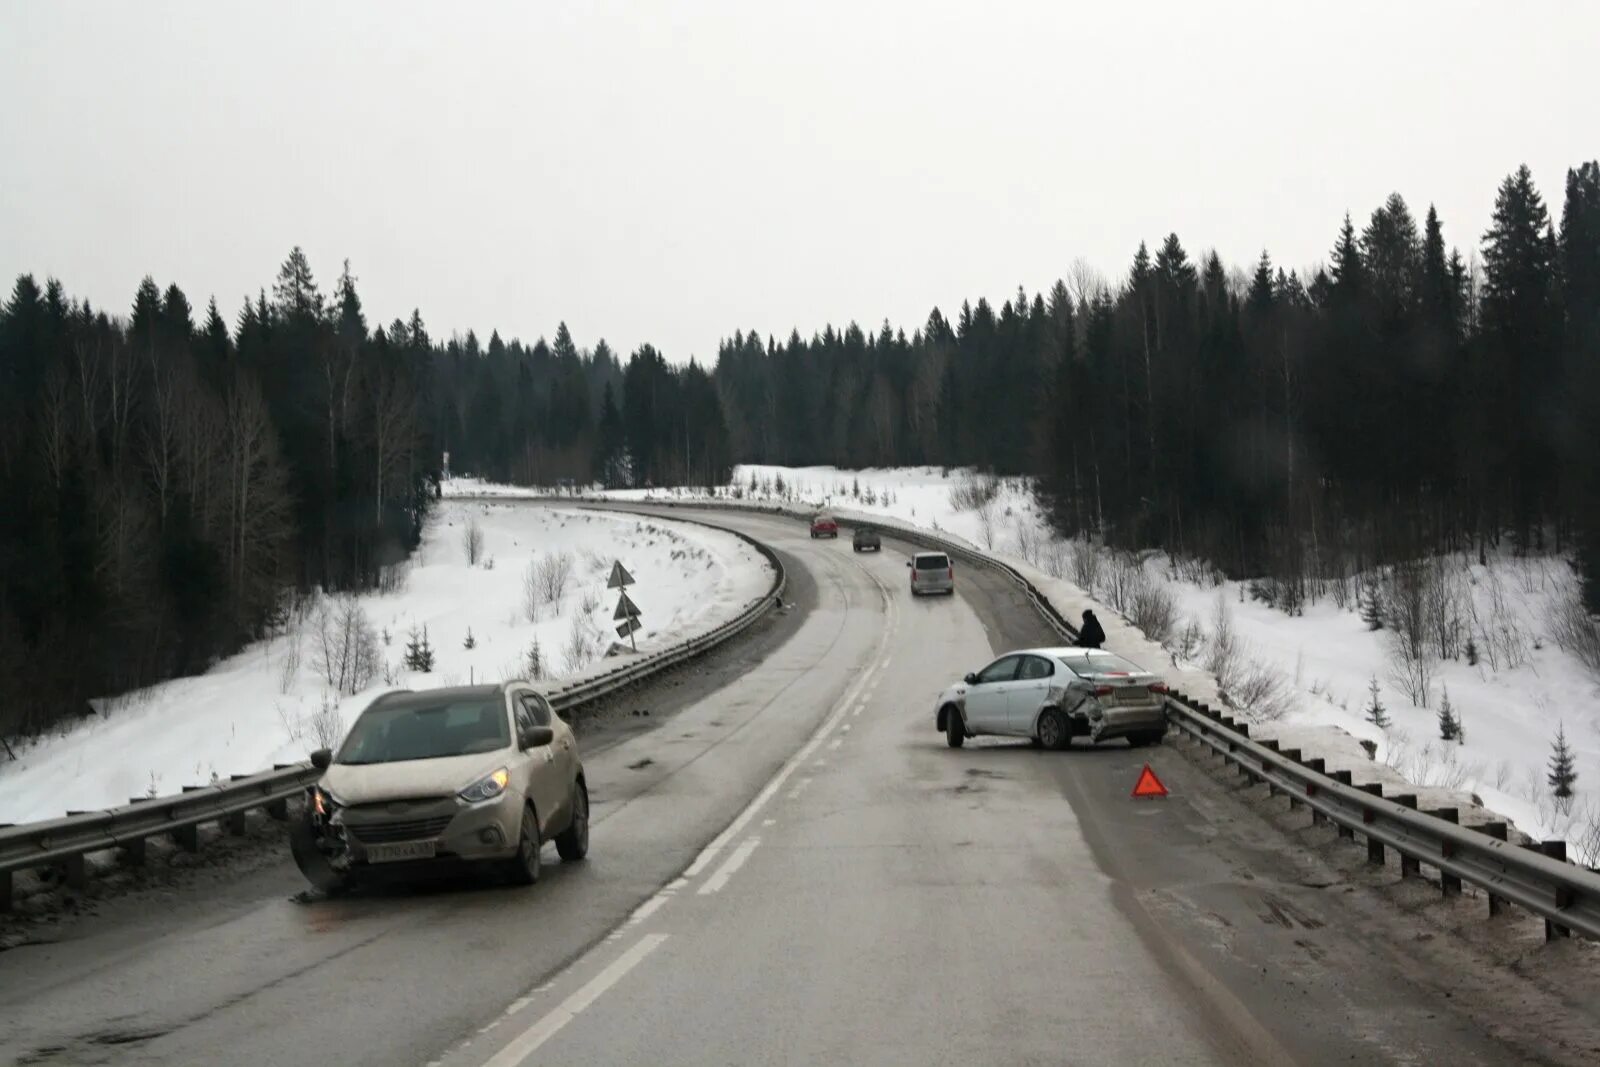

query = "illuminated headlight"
[[459, 768, 511, 804]]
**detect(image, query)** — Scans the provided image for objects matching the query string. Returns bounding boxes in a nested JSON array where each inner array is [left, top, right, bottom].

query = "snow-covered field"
[[0, 500, 772, 824], [612, 464, 1600, 861]]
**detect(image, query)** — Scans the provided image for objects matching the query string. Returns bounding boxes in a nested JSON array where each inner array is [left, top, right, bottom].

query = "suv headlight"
[[311, 785, 342, 817], [459, 768, 511, 804]]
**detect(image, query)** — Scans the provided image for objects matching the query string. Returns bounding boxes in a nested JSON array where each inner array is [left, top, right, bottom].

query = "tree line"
[[3, 159, 1595, 746], [712, 162, 1600, 612]]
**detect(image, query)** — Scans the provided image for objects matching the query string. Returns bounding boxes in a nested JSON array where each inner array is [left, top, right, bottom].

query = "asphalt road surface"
[[0, 507, 1589, 1066]]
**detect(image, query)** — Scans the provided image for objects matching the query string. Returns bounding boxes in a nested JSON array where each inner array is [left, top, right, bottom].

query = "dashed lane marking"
[[698, 836, 762, 895], [480, 934, 669, 1066]]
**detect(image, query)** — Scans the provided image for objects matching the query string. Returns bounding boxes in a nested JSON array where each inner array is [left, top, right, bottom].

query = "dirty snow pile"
[[0, 500, 772, 823], [619, 464, 1600, 861]]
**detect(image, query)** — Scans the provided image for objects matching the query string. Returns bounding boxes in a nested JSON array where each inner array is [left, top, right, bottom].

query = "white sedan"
[[934, 647, 1169, 750]]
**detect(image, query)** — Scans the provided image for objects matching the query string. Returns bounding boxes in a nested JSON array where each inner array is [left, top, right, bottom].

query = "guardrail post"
[[0, 871, 10, 911], [1392, 795, 1420, 878], [1304, 759, 1327, 825], [227, 809, 249, 836], [123, 836, 147, 866], [1281, 750, 1303, 809], [1428, 808, 1462, 896], [1359, 783, 1385, 865], [1477, 822, 1508, 916], [1260, 740, 1281, 797], [172, 822, 201, 852], [62, 852, 88, 892], [1540, 840, 1572, 941], [1332, 772, 1355, 838]]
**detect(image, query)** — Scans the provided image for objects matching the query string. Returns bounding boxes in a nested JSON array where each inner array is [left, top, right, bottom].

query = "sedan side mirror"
[[310, 748, 332, 771], [963, 672, 977, 686], [520, 725, 555, 750]]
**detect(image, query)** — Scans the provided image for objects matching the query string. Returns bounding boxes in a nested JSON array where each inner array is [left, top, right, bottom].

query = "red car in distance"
[[809, 513, 839, 539]]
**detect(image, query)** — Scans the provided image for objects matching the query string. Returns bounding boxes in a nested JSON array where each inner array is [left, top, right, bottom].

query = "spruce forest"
[[2, 162, 1597, 743]]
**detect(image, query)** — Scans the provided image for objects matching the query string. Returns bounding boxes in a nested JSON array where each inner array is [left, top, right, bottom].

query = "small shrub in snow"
[[381, 627, 392, 647], [1549, 723, 1578, 811], [1363, 677, 1390, 729], [310, 693, 344, 750], [1128, 572, 1178, 647], [526, 638, 545, 681], [315, 595, 381, 697], [522, 560, 543, 623], [1171, 617, 1205, 663], [462, 518, 485, 566], [1359, 583, 1385, 630], [561, 614, 600, 675], [1547, 572, 1600, 680], [579, 587, 601, 615], [404, 625, 436, 672], [948, 471, 999, 512], [1070, 538, 1104, 594], [378, 560, 410, 595], [463, 627, 477, 650], [1204, 594, 1239, 681], [1465, 637, 1480, 667], [1386, 630, 1435, 709], [537, 551, 576, 603]]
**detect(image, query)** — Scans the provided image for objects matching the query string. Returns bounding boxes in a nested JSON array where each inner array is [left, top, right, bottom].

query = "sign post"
[[610, 565, 641, 651]]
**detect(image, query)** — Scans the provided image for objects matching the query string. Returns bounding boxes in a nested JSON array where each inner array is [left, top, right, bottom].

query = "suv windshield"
[[915, 554, 949, 570], [336, 698, 510, 764], [1058, 652, 1143, 677]]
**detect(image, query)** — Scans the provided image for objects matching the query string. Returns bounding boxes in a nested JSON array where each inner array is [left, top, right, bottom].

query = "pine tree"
[[1549, 723, 1578, 803], [1465, 636, 1480, 666], [1364, 677, 1390, 728], [404, 625, 435, 672], [1359, 583, 1385, 630], [526, 638, 544, 680], [463, 627, 476, 650], [1437, 685, 1460, 742]]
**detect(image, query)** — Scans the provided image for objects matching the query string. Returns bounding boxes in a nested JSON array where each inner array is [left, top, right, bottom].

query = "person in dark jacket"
[[1077, 610, 1106, 649]]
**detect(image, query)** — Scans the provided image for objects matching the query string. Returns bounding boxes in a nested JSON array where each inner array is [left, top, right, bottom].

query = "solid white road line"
[[481, 934, 669, 1067], [698, 836, 762, 895]]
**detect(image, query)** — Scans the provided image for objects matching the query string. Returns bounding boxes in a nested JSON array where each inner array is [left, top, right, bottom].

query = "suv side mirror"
[[310, 748, 332, 771], [963, 672, 977, 686], [520, 725, 555, 750], [905, 560, 912, 568]]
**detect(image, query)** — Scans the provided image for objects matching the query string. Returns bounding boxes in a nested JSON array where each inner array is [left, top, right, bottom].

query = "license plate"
[[367, 840, 437, 863], [1114, 687, 1149, 705]]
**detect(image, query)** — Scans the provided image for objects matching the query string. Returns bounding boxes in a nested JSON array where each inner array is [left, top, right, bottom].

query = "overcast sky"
[[2, 1, 1595, 361]]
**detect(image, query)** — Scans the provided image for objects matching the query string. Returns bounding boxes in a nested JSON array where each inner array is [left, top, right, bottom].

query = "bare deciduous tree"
[[315, 594, 380, 696], [462, 518, 485, 566]]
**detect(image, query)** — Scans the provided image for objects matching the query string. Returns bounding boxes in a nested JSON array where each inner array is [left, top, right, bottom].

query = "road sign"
[[616, 618, 641, 639], [607, 561, 635, 589], [613, 590, 641, 621], [1131, 763, 1168, 799]]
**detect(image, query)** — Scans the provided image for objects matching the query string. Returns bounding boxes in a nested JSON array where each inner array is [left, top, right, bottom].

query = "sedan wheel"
[[1037, 708, 1069, 751], [944, 708, 965, 749], [555, 782, 590, 861]]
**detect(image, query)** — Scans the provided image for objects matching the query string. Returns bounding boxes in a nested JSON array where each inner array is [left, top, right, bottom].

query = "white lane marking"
[[627, 894, 668, 926], [787, 776, 813, 801], [762, 818, 776, 827], [666, 877, 689, 892], [698, 836, 762, 895], [828, 738, 843, 751], [483, 934, 669, 1067], [841, 723, 852, 732], [681, 636, 887, 879], [881, 656, 892, 669]]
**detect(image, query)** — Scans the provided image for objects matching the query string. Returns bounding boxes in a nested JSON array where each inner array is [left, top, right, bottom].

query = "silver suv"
[[908, 551, 954, 596], [935, 647, 1168, 749], [291, 682, 588, 891]]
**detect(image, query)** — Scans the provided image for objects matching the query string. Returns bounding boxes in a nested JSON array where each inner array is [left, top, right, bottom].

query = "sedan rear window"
[[914, 553, 949, 570], [337, 698, 510, 764], [1058, 652, 1143, 677]]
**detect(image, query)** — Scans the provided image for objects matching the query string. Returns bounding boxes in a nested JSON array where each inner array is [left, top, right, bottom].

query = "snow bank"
[[0, 500, 772, 823]]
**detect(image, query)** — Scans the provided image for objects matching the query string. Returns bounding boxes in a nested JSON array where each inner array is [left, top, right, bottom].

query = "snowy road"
[[0, 510, 1591, 1065]]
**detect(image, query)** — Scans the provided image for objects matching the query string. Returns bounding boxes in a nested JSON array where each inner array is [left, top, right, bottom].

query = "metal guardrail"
[[605, 495, 1600, 942], [0, 508, 785, 910]]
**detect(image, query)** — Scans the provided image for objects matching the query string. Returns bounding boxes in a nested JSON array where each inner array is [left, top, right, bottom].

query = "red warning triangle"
[[1131, 763, 1168, 798]]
